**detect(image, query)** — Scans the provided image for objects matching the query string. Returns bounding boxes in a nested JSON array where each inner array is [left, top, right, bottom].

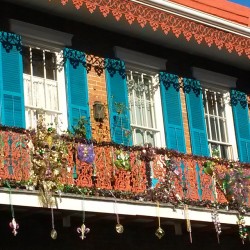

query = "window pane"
[[205, 116, 211, 139], [147, 101, 153, 127], [210, 117, 217, 141], [22, 46, 31, 75], [46, 81, 58, 110], [207, 91, 215, 115], [219, 119, 227, 142], [45, 51, 57, 80], [135, 98, 143, 126], [211, 143, 220, 158], [146, 131, 155, 146], [220, 145, 228, 159], [33, 79, 45, 108], [217, 93, 225, 117], [32, 49, 44, 78], [135, 129, 144, 145]]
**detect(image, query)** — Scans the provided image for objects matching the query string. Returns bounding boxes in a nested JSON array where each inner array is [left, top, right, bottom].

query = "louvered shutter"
[[64, 48, 91, 139], [160, 72, 186, 153], [231, 90, 250, 163], [0, 32, 25, 128], [105, 59, 131, 145], [184, 78, 209, 156]]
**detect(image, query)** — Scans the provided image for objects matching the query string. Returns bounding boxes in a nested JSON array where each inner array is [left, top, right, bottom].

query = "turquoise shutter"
[[231, 90, 250, 163], [0, 32, 25, 128], [160, 72, 186, 153], [64, 48, 91, 139], [105, 58, 131, 145], [184, 78, 209, 156]]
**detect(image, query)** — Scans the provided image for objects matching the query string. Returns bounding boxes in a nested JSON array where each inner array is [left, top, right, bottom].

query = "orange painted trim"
[[56, 0, 250, 59], [170, 0, 250, 26]]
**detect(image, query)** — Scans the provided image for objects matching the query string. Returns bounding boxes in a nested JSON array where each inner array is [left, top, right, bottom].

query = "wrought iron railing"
[[0, 128, 250, 210]]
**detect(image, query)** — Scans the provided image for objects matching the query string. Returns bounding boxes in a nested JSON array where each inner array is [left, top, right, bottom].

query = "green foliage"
[[69, 116, 87, 138]]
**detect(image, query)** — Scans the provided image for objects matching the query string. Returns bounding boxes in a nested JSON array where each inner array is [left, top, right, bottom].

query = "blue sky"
[[229, 0, 250, 7]]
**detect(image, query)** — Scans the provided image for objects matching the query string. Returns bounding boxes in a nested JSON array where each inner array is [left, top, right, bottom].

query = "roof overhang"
[[2, 0, 250, 71]]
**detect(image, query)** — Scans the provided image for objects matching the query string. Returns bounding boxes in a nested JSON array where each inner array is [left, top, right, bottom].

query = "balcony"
[[0, 126, 250, 241]]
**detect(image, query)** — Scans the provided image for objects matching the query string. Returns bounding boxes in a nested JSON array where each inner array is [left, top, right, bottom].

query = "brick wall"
[[87, 56, 111, 142], [180, 89, 192, 154]]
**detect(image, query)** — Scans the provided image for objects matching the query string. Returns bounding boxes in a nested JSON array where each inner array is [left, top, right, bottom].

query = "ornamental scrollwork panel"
[[56, 0, 250, 59]]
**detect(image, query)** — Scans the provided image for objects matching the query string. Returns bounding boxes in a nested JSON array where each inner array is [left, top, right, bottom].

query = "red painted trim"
[[58, 0, 250, 59]]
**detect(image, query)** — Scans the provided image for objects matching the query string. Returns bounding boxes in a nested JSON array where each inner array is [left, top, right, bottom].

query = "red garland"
[[55, 0, 250, 59]]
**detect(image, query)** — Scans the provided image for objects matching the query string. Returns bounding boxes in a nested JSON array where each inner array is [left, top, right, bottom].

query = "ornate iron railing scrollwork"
[[230, 89, 248, 109], [63, 48, 87, 69], [183, 78, 201, 97], [63, 49, 125, 78], [105, 58, 126, 78], [0, 31, 22, 53], [159, 72, 180, 91]]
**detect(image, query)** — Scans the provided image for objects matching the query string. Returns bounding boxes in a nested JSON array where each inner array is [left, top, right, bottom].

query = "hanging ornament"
[[237, 211, 248, 244], [77, 223, 90, 240], [155, 202, 165, 239], [7, 182, 19, 236], [51, 208, 57, 240], [211, 208, 221, 243], [116, 223, 124, 234], [9, 218, 19, 236], [114, 149, 130, 171], [110, 191, 124, 233], [77, 143, 95, 164], [211, 174, 221, 244], [184, 205, 192, 243], [77, 194, 90, 240]]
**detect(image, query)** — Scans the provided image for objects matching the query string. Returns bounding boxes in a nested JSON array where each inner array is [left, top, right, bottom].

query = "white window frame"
[[193, 67, 238, 160], [115, 47, 167, 147], [10, 20, 73, 132]]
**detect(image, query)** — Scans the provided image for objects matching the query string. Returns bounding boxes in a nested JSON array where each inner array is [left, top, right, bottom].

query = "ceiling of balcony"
[[0, 203, 238, 248], [2, 0, 250, 72]]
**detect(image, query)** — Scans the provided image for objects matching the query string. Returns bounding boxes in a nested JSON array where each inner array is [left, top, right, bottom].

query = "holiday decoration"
[[9, 218, 19, 236], [1, 121, 250, 242], [110, 191, 124, 234], [237, 212, 248, 243], [77, 224, 90, 240], [211, 207, 221, 243], [211, 174, 222, 244], [77, 143, 95, 163], [114, 149, 130, 171], [115, 224, 124, 234], [155, 202, 165, 239], [77, 194, 90, 240], [51, 208, 57, 240], [184, 205, 192, 243], [7, 181, 19, 236], [29, 116, 69, 207], [140, 143, 156, 188]]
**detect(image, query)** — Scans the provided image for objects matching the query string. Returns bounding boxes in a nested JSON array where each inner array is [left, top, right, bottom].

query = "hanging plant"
[[77, 143, 95, 164], [114, 150, 131, 171]]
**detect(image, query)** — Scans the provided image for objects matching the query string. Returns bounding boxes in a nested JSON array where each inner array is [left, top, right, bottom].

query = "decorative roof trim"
[[57, 0, 250, 59]]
